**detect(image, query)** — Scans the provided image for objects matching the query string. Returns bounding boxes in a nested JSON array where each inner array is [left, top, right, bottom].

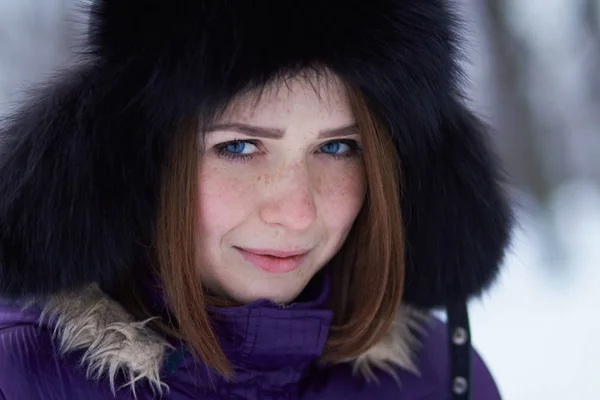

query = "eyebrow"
[[206, 123, 359, 139]]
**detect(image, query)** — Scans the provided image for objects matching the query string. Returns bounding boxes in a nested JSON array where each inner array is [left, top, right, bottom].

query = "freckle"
[[256, 175, 262, 183]]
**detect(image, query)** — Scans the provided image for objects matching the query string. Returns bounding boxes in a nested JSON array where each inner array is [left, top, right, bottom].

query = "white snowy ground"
[[469, 180, 600, 399]]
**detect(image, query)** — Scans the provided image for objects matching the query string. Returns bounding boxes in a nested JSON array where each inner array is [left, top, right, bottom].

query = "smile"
[[235, 247, 309, 273]]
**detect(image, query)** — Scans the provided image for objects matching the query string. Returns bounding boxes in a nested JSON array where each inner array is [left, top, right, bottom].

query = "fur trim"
[[40, 284, 172, 397], [349, 306, 430, 382], [40, 285, 429, 396]]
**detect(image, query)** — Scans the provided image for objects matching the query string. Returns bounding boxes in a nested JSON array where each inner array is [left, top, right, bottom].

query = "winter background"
[[1, 1, 599, 399]]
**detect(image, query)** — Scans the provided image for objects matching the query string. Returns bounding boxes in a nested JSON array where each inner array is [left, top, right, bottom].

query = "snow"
[[470, 181, 600, 399]]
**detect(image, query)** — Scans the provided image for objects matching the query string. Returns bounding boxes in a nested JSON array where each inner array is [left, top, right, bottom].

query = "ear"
[[400, 100, 514, 308], [0, 65, 160, 299]]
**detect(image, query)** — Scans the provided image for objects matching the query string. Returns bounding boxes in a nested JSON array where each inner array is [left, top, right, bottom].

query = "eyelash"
[[213, 139, 362, 163]]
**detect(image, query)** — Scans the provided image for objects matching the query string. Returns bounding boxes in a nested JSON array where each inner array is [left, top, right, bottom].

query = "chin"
[[230, 282, 304, 305]]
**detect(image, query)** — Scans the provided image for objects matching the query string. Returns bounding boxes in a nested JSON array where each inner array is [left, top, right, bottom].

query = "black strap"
[[447, 302, 472, 400]]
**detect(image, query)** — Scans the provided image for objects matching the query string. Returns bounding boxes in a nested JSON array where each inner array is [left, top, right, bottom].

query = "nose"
[[258, 164, 317, 231]]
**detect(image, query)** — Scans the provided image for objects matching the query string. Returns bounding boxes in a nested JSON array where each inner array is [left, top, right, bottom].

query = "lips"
[[235, 247, 309, 273]]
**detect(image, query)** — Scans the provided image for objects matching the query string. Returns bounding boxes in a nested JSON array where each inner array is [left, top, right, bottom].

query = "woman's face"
[[196, 74, 367, 304]]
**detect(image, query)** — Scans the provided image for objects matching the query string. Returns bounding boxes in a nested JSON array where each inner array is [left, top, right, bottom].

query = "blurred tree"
[[481, 0, 555, 205], [480, 0, 571, 272], [583, 0, 600, 105]]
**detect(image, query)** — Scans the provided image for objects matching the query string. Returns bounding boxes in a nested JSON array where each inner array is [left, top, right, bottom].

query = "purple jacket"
[[0, 280, 501, 400]]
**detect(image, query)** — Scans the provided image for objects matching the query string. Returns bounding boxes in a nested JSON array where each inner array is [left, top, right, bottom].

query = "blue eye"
[[214, 139, 258, 162], [319, 140, 359, 159], [225, 141, 253, 154], [320, 142, 344, 154]]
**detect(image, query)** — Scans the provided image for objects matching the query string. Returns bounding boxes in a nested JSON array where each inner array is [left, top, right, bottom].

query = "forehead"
[[217, 71, 352, 124]]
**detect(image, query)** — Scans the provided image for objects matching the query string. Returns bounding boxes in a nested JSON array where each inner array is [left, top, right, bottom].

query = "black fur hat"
[[0, 0, 513, 309]]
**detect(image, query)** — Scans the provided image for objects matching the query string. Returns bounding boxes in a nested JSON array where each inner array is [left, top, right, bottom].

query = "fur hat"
[[0, 0, 513, 309]]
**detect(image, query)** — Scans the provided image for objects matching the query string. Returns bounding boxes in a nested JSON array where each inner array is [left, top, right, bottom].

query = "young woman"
[[0, 1, 513, 399]]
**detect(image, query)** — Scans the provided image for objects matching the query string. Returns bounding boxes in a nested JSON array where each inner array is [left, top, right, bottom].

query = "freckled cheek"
[[315, 164, 366, 227], [197, 165, 257, 228]]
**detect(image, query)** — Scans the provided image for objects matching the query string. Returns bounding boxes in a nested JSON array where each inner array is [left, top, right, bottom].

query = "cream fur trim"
[[40, 284, 172, 398], [40, 285, 429, 397]]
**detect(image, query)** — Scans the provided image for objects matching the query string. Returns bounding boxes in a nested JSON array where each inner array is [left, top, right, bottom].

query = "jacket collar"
[[38, 276, 429, 396], [206, 272, 333, 371]]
